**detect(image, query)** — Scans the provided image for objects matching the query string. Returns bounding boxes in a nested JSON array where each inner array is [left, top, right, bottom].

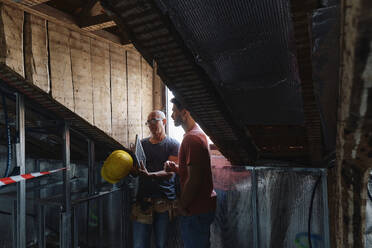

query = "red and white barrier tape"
[[0, 167, 66, 187]]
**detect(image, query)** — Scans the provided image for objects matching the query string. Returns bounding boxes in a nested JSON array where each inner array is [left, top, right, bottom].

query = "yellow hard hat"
[[101, 150, 133, 184]]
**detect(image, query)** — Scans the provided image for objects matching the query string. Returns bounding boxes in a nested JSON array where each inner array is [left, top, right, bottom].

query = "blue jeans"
[[133, 211, 169, 248], [179, 211, 215, 248]]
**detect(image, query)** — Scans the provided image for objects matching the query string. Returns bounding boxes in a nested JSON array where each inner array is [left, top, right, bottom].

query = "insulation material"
[[91, 38, 112, 135], [110, 44, 128, 146], [24, 14, 49, 93], [70, 31, 94, 123], [154, 0, 304, 125], [311, 6, 340, 153], [48, 22, 74, 111], [0, 3, 24, 77]]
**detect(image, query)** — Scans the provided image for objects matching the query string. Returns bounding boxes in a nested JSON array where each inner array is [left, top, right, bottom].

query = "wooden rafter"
[[16, 0, 50, 7], [79, 14, 116, 31]]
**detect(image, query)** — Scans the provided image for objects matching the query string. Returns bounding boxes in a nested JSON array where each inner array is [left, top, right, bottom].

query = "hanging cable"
[[368, 175, 372, 202], [308, 175, 321, 248], [1, 92, 12, 177]]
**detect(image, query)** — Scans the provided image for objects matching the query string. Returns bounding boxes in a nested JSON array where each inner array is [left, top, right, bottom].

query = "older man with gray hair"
[[131, 110, 180, 248]]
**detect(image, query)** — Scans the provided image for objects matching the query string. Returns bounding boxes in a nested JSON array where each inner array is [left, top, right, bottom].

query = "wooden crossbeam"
[[16, 0, 50, 7], [79, 14, 116, 31]]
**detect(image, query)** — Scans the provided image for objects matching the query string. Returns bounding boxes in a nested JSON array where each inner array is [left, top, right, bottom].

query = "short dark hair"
[[170, 97, 184, 110]]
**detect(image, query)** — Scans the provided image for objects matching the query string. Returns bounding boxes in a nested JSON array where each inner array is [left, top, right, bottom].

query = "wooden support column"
[[332, 0, 372, 247]]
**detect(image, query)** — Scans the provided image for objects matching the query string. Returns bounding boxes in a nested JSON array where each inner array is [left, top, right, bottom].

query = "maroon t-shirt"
[[178, 124, 217, 214]]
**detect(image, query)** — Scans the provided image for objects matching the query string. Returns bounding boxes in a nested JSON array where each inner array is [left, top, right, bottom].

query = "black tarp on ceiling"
[[155, 0, 304, 125]]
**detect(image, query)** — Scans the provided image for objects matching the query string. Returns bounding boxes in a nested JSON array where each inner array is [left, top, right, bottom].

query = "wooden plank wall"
[[24, 13, 49, 92], [110, 44, 128, 146], [70, 31, 93, 123], [141, 57, 153, 138], [0, 3, 164, 147], [0, 3, 24, 77], [48, 22, 74, 111], [91, 38, 111, 134], [127, 50, 142, 144]]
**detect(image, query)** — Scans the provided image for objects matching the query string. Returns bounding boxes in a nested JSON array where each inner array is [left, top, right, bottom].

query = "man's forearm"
[[149, 170, 174, 179]]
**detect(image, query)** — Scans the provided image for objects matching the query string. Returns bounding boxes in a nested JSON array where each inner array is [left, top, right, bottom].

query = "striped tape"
[[0, 167, 66, 187]]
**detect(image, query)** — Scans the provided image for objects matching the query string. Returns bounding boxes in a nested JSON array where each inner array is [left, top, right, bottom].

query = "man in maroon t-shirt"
[[164, 97, 217, 248]]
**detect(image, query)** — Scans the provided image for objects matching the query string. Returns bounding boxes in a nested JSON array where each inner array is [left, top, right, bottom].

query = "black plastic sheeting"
[[321, 0, 339, 7], [0, 156, 330, 248], [311, 6, 340, 153], [155, 0, 304, 125]]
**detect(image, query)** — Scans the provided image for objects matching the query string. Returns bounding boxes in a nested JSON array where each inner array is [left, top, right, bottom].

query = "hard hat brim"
[[101, 166, 120, 184]]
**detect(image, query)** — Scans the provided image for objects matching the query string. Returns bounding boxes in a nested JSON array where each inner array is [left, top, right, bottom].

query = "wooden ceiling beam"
[[15, 0, 50, 7], [79, 14, 116, 31], [1, 0, 130, 47]]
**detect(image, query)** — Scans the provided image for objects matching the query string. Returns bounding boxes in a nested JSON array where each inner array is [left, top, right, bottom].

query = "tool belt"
[[131, 198, 179, 224]]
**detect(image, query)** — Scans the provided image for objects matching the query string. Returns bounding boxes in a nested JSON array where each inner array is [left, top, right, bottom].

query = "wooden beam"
[[330, 0, 372, 247], [0, 0, 130, 48], [16, 0, 50, 7], [79, 14, 116, 31], [91, 29, 131, 46]]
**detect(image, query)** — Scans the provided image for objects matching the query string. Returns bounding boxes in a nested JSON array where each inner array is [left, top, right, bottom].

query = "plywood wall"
[[110, 44, 128, 146], [24, 13, 49, 92], [91, 38, 111, 135], [142, 57, 153, 138], [0, 3, 164, 147], [48, 22, 74, 111], [0, 4, 24, 77], [127, 50, 142, 144], [70, 31, 94, 123]]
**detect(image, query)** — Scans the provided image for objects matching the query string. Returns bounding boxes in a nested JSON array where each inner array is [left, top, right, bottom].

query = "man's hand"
[[138, 161, 150, 177], [164, 161, 179, 173], [138, 161, 174, 179]]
